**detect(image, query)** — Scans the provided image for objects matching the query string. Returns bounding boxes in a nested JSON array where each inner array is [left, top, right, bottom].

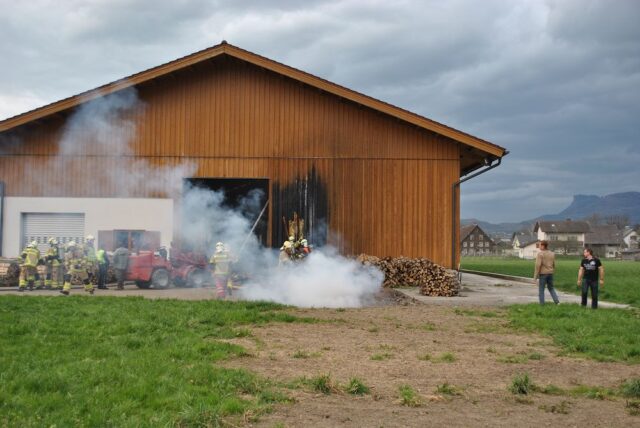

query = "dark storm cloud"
[[1, 0, 638, 223]]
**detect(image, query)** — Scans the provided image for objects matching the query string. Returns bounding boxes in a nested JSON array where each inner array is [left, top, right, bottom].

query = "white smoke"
[[179, 183, 383, 308], [51, 87, 195, 198], [240, 248, 384, 308]]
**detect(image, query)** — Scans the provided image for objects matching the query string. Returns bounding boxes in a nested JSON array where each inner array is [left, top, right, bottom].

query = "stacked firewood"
[[357, 254, 460, 297], [0, 258, 20, 287]]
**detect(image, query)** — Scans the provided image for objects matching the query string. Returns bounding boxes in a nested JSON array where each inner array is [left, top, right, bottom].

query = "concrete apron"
[[395, 272, 629, 308]]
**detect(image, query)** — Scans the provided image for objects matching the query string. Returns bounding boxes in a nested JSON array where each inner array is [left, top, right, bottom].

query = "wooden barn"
[[0, 42, 506, 268]]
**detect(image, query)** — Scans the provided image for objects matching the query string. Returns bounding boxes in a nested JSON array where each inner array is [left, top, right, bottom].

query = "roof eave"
[[0, 42, 506, 159]]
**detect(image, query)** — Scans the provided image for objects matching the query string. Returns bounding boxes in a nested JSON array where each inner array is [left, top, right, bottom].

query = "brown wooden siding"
[[0, 56, 461, 267]]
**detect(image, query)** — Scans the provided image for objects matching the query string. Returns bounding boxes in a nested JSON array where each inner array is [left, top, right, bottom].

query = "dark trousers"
[[581, 279, 599, 308], [115, 269, 126, 289], [97, 264, 108, 288], [538, 274, 559, 304]]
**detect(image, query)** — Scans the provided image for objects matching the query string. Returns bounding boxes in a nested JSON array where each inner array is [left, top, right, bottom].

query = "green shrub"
[[398, 384, 423, 407], [622, 378, 640, 398], [345, 377, 370, 395], [509, 373, 535, 395]]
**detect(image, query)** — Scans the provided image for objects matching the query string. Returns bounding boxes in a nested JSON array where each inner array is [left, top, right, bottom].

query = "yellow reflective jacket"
[[21, 247, 40, 267], [210, 251, 231, 275]]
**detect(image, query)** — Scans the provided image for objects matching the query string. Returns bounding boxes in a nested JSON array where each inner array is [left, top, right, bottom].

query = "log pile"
[[0, 258, 20, 287], [357, 254, 460, 297]]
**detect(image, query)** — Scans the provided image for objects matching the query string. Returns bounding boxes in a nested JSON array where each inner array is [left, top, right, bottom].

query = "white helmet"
[[67, 241, 76, 248], [29, 241, 38, 248], [86, 234, 95, 241], [288, 236, 295, 241], [48, 237, 58, 246]]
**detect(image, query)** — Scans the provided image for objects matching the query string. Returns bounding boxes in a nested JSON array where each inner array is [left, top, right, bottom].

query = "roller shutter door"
[[22, 213, 85, 254]]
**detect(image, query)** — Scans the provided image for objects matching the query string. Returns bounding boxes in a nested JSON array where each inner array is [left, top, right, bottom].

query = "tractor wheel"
[[187, 268, 206, 288], [135, 280, 151, 289], [151, 268, 170, 289]]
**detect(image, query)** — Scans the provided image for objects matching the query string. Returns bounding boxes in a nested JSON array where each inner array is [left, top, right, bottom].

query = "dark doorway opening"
[[183, 178, 269, 246]]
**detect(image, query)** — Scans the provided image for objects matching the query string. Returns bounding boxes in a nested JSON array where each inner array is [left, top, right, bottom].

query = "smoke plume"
[[51, 87, 195, 197]]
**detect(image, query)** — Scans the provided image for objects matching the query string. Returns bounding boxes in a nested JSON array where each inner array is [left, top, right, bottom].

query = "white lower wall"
[[2, 197, 174, 257]]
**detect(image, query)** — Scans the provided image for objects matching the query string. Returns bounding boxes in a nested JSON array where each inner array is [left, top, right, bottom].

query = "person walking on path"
[[534, 240, 560, 305], [577, 247, 604, 309]]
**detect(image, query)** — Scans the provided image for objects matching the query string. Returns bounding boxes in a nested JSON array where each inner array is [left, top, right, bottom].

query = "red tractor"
[[126, 248, 210, 289], [126, 250, 173, 289], [170, 250, 209, 288]]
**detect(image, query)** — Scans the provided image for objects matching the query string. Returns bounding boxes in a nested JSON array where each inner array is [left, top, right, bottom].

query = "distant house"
[[533, 220, 591, 255], [623, 227, 639, 249], [511, 232, 539, 259], [585, 225, 624, 258], [460, 224, 496, 256]]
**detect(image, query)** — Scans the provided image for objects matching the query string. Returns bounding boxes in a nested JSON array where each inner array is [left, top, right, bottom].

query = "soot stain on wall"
[[272, 165, 328, 248]]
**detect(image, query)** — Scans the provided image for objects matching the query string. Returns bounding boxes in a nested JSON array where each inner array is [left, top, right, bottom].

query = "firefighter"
[[96, 245, 110, 289], [82, 235, 97, 291], [299, 239, 311, 258], [18, 241, 41, 291], [61, 241, 94, 295], [209, 242, 232, 299], [44, 238, 62, 290], [278, 239, 292, 266]]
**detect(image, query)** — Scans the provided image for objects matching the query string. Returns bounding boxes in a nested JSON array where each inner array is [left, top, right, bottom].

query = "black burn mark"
[[272, 166, 328, 248]]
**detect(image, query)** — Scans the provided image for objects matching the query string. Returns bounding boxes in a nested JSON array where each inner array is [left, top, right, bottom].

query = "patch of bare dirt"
[[220, 304, 638, 427]]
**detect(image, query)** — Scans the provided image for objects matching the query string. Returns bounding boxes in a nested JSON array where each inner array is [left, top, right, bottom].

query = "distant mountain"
[[550, 192, 640, 223], [463, 192, 640, 236]]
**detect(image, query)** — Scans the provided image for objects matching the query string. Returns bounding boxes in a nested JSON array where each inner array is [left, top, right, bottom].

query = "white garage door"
[[21, 213, 85, 254]]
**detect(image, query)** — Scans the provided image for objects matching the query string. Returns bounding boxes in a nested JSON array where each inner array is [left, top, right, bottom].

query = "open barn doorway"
[[182, 178, 270, 249]]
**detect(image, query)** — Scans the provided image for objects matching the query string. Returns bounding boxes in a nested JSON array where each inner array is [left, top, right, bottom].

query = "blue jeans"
[[581, 279, 598, 309], [538, 274, 559, 304]]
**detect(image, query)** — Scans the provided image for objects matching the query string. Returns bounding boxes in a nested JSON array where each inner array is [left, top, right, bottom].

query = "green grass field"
[[461, 256, 640, 306], [508, 304, 640, 363], [0, 296, 312, 427]]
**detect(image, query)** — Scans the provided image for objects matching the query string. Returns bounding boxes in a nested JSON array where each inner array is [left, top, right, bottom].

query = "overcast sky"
[[1, 0, 638, 223]]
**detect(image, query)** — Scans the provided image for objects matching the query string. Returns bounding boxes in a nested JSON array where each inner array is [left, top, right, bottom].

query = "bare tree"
[[604, 214, 630, 229], [585, 213, 602, 226]]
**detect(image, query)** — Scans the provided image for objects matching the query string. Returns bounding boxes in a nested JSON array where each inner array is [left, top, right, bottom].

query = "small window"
[[479, 235, 483, 241]]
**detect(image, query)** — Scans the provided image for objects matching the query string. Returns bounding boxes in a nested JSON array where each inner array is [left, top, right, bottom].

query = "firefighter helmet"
[[67, 241, 76, 249], [288, 236, 295, 241], [283, 241, 293, 249], [29, 241, 38, 248], [48, 237, 58, 246], [86, 234, 95, 241], [301, 239, 308, 247]]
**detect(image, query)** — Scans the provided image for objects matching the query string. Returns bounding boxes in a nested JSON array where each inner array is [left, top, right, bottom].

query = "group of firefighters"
[[18, 235, 112, 295], [18, 232, 313, 297], [279, 236, 312, 265]]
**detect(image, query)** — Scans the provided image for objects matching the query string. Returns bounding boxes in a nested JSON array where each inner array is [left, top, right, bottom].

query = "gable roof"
[[534, 220, 591, 234], [585, 225, 624, 246], [460, 225, 477, 241], [0, 41, 506, 165], [460, 224, 493, 243], [512, 232, 538, 247]]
